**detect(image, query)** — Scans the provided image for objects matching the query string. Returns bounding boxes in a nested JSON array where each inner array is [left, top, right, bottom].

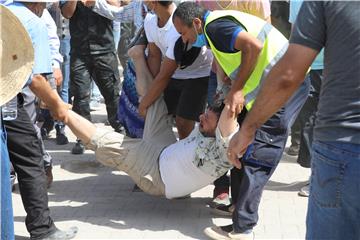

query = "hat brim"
[[0, 5, 34, 106]]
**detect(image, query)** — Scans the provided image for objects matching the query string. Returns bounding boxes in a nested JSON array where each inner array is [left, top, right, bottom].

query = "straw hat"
[[0, 4, 34, 107]]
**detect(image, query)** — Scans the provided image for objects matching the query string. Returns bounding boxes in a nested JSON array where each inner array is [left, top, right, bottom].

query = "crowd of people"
[[1, 1, 359, 240]]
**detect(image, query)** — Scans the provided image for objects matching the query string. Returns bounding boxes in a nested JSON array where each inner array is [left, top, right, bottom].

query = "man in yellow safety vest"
[[173, 2, 309, 239]]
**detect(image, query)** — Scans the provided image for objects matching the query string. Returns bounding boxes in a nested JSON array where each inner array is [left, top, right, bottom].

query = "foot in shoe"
[[204, 224, 233, 240], [71, 140, 84, 155], [56, 133, 69, 145], [35, 226, 78, 240], [211, 204, 235, 216], [55, 125, 69, 145]]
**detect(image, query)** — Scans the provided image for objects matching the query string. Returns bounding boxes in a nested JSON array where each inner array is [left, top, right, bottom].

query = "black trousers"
[[4, 94, 56, 239], [70, 52, 122, 131]]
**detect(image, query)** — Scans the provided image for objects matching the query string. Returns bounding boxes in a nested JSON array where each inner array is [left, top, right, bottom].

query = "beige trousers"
[[86, 97, 177, 196]]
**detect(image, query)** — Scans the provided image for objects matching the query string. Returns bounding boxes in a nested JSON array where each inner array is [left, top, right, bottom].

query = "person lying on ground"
[[60, 95, 238, 199]]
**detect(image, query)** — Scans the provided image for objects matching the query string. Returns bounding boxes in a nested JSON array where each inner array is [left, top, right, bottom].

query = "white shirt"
[[144, 9, 213, 79], [159, 124, 238, 199]]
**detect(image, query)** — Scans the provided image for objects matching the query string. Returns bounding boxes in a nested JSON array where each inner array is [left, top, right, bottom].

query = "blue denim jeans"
[[306, 141, 360, 240], [233, 78, 310, 233], [1, 118, 14, 240], [60, 37, 71, 104]]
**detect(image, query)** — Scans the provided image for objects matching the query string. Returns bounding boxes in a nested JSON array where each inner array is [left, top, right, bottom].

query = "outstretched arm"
[[64, 110, 97, 146], [227, 43, 318, 169], [217, 105, 239, 139]]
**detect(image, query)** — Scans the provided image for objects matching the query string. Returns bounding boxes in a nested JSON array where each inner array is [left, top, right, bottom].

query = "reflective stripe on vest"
[[204, 10, 288, 110]]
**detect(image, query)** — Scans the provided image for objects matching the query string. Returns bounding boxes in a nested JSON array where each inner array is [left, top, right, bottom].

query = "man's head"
[[144, 0, 173, 15], [173, 2, 207, 45], [16, 0, 48, 17], [199, 103, 225, 137]]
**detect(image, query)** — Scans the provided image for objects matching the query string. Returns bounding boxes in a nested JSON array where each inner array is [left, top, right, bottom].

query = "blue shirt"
[[204, 11, 243, 53], [4, 2, 52, 85], [289, 0, 324, 70]]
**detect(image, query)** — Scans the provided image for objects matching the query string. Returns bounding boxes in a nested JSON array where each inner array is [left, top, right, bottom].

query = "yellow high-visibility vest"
[[204, 10, 288, 109]]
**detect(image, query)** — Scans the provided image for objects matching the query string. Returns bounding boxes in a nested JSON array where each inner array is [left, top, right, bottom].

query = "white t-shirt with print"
[[144, 12, 213, 79], [159, 124, 238, 199]]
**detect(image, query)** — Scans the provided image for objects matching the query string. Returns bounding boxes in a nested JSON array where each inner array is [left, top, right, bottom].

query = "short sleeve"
[[144, 13, 155, 43], [165, 28, 180, 60], [290, 1, 325, 52], [215, 123, 239, 150], [205, 18, 243, 53]]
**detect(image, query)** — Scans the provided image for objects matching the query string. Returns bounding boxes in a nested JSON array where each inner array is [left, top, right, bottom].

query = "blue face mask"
[[192, 25, 206, 48]]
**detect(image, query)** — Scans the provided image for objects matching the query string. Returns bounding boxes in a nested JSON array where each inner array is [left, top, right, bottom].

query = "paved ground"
[[12, 104, 310, 240]]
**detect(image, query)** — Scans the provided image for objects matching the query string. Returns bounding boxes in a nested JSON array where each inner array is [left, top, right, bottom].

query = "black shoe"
[[211, 204, 235, 217], [33, 227, 78, 240], [286, 145, 299, 156], [71, 140, 84, 155], [41, 119, 55, 139], [56, 133, 69, 145], [55, 125, 69, 145]]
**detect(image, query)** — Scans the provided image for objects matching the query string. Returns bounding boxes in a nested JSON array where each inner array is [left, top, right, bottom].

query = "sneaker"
[[211, 204, 235, 217], [286, 144, 299, 156], [71, 140, 84, 155], [298, 184, 310, 197], [210, 187, 231, 208], [55, 125, 69, 145], [45, 166, 53, 189], [204, 225, 232, 240], [228, 230, 254, 240], [33, 226, 78, 240], [204, 225, 254, 240]]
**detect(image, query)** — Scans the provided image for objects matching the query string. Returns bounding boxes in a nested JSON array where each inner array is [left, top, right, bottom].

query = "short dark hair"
[[208, 103, 225, 118], [159, 1, 173, 7], [173, 2, 207, 27]]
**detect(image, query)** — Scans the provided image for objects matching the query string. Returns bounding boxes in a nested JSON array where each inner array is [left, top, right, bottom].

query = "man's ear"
[[193, 18, 202, 27]]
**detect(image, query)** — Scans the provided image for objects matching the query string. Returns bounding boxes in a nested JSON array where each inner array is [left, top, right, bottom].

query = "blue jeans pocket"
[[311, 144, 346, 208]]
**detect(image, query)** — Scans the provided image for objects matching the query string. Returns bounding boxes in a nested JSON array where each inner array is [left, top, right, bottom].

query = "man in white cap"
[[1, 2, 77, 239]]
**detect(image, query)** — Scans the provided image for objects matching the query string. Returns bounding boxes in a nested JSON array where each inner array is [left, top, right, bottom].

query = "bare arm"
[[138, 57, 178, 117], [227, 43, 318, 168], [146, 42, 162, 78], [225, 31, 263, 117], [218, 105, 238, 138], [61, 0, 77, 19], [66, 110, 97, 145]]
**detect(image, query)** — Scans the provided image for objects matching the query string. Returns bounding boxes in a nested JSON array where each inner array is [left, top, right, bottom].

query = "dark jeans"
[[4, 95, 56, 239], [70, 52, 121, 130], [232, 78, 310, 233]]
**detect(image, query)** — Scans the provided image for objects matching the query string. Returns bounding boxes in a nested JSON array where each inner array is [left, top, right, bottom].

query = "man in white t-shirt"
[[59, 91, 238, 198], [138, 1, 213, 139]]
